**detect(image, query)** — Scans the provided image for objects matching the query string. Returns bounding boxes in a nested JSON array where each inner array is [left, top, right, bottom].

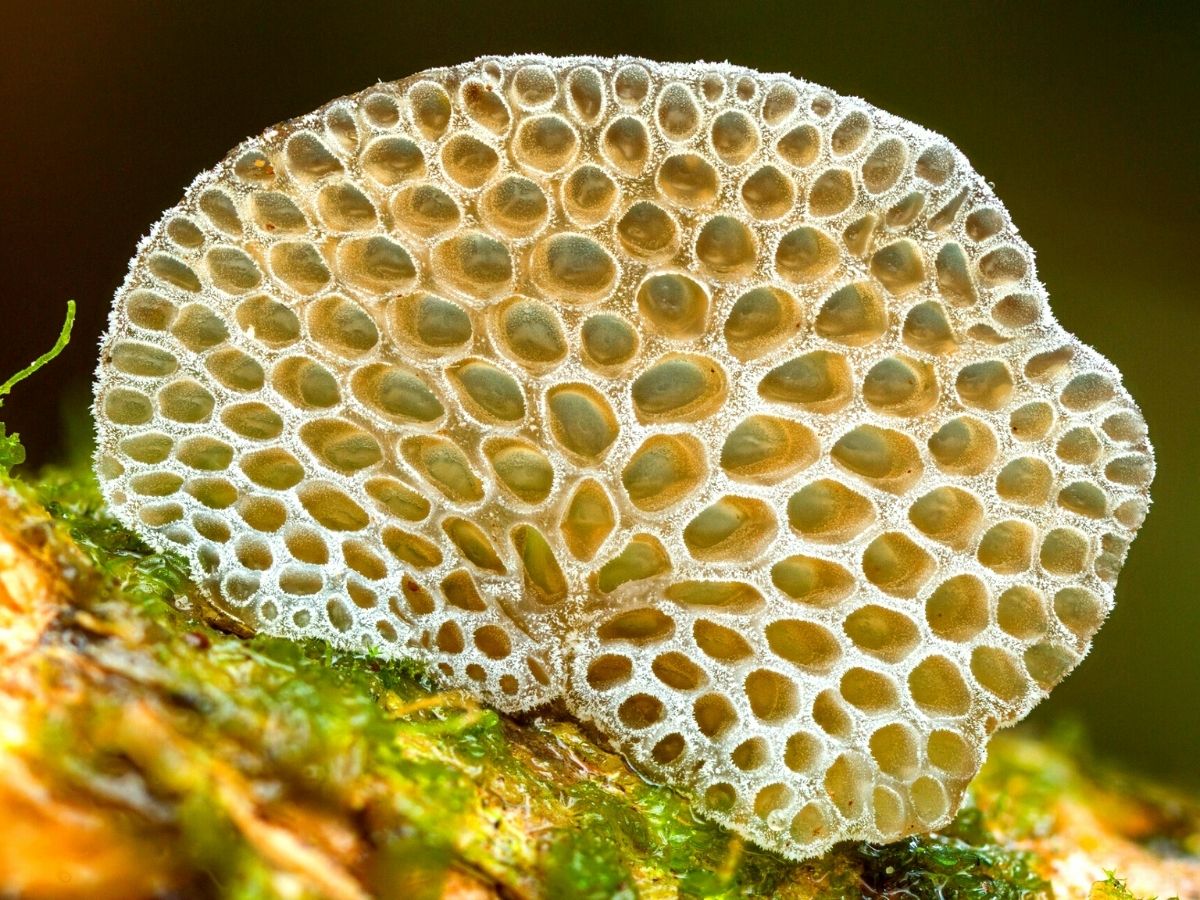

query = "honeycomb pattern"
[[93, 55, 1154, 859]]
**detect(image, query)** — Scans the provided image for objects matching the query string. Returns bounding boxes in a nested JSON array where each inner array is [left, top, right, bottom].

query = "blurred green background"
[[1, 2, 1195, 781]]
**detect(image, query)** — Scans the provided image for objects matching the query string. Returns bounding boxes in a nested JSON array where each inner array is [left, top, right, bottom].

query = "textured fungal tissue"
[[93, 56, 1154, 858]]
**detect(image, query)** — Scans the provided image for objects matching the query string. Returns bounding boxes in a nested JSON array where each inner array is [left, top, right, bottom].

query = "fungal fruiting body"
[[93, 56, 1153, 859]]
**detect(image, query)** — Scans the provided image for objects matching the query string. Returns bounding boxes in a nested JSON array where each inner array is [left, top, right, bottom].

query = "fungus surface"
[[94, 55, 1153, 860]]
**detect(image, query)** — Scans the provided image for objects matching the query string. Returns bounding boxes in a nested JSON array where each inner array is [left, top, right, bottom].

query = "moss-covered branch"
[[0, 463, 1195, 898]]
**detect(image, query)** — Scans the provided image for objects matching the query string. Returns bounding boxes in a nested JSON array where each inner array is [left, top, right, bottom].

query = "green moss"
[[32, 460, 190, 615], [1089, 871, 1181, 900], [173, 793, 280, 900], [543, 822, 637, 899], [857, 808, 1050, 898]]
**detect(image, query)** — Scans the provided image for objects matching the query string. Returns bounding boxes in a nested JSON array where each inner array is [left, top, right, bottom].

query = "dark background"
[[2, 2, 1196, 781]]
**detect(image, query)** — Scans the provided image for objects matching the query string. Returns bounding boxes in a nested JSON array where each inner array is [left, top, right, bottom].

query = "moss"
[[33, 460, 190, 615], [543, 823, 637, 900], [1088, 871, 1178, 900], [856, 807, 1049, 898]]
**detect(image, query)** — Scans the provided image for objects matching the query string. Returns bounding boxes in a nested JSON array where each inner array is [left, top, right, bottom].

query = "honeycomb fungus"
[[93, 56, 1154, 859]]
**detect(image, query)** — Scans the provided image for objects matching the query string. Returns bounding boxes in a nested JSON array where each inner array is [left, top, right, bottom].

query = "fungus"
[[94, 56, 1153, 860]]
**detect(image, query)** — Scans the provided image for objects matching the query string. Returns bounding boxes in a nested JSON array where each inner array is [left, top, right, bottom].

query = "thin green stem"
[[0, 300, 76, 401]]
